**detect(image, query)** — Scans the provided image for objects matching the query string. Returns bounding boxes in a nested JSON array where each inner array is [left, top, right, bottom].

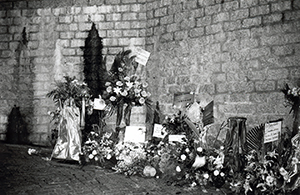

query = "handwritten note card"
[[264, 121, 282, 143], [131, 47, 150, 66], [153, 124, 167, 138]]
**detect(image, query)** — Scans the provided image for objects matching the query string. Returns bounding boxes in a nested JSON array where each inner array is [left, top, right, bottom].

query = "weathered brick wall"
[[145, 0, 300, 141], [0, 0, 299, 145], [0, 0, 147, 145]]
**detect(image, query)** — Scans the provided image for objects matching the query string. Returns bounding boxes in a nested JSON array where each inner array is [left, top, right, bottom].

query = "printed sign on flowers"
[[124, 126, 146, 143]]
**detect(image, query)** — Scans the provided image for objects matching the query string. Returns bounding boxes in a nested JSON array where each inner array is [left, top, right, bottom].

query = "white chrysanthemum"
[[176, 166, 181, 172], [203, 173, 209, 179], [139, 97, 145, 104], [109, 96, 116, 101], [141, 91, 147, 97], [94, 156, 99, 161], [92, 150, 97, 156], [142, 82, 148, 88], [116, 81, 123, 86], [106, 86, 112, 93], [88, 154, 94, 159], [213, 170, 220, 176]]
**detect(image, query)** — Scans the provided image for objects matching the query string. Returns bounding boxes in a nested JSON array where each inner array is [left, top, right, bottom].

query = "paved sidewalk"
[[0, 142, 226, 195]]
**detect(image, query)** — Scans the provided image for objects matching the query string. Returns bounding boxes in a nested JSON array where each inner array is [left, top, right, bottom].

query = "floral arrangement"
[[227, 128, 300, 195], [47, 76, 93, 146], [282, 84, 300, 136], [47, 76, 92, 109], [144, 139, 227, 188], [98, 50, 152, 127], [82, 130, 116, 167], [282, 84, 300, 110], [112, 142, 147, 176], [103, 75, 151, 108]]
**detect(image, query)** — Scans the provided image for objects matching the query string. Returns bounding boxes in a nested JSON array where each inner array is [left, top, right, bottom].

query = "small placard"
[[169, 134, 186, 143], [203, 101, 214, 126], [153, 124, 167, 138], [124, 126, 146, 143], [94, 98, 106, 110], [173, 92, 195, 110], [264, 121, 282, 143], [131, 47, 150, 66]]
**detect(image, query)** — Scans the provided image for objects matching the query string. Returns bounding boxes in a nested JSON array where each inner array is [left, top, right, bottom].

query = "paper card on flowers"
[[264, 120, 282, 143], [130, 47, 150, 66], [153, 124, 167, 138], [124, 126, 146, 143], [169, 135, 186, 143], [93, 98, 106, 110]]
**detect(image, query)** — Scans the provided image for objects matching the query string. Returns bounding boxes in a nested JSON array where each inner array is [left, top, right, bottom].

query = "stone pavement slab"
[[0, 142, 226, 195]]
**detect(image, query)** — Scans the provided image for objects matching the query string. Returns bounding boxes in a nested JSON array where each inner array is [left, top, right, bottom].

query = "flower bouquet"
[[47, 76, 92, 161], [82, 130, 116, 168], [101, 50, 152, 128], [112, 142, 147, 176], [282, 84, 300, 136]]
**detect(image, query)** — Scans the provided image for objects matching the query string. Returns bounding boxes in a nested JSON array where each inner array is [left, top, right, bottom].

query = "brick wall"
[[145, 0, 300, 140], [0, 0, 147, 145], [0, 0, 299, 145]]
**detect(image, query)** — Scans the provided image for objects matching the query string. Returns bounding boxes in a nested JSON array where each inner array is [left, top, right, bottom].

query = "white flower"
[[116, 81, 123, 86], [185, 148, 190, 153], [114, 87, 122, 94], [105, 82, 111, 86], [126, 82, 133, 89], [94, 156, 99, 161], [109, 96, 116, 101], [106, 86, 112, 93], [106, 153, 112, 160], [176, 166, 181, 172], [120, 90, 128, 96], [220, 172, 225, 177], [203, 173, 209, 179], [139, 97, 145, 104], [142, 82, 148, 88], [266, 175, 275, 186], [141, 91, 148, 97], [213, 170, 220, 176], [92, 150, 97, 156], [197, 147, 203, 153], [181, 154, 187, 161], [88, 154, 94, 159]]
